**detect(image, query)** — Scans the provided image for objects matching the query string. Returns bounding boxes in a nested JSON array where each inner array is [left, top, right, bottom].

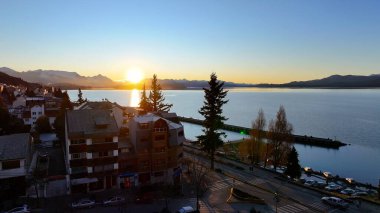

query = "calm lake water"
[[68, 88, 380, 185]]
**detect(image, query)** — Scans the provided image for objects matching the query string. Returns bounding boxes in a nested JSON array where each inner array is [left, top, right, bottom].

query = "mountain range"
[[0, 67, 255, 89], [257, 74, 380, 88], [1, 67, 380, 89]]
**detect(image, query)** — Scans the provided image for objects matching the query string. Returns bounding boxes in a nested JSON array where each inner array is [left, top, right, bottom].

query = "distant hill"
[[0, 70, 41, 88], [257, 74, 380, 88], [0, 67, 115, 88]]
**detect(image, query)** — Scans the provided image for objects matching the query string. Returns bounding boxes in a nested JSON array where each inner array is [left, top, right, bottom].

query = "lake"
[[68, 88, 380, 185]]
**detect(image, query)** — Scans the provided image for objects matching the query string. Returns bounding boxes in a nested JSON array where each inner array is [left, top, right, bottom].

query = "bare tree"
[[251, 109, 266, 165], [268, 106, 293, 171], [186, 156, 210, 211]]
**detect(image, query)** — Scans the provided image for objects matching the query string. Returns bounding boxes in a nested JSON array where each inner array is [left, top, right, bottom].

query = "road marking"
[[277, 203, 309, 213], [308, 201, 331, 211]]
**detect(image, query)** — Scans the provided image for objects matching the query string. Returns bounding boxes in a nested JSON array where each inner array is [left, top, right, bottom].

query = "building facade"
[[0, 133, 32, 201], [65, 109, 119, 193]]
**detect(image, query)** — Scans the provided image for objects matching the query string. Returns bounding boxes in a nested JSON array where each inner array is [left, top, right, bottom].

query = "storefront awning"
[[71, 177, 98, 185], [119, 172, 136, 178]]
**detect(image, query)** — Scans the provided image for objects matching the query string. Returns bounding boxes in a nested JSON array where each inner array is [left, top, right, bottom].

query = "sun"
[[125, 69, 144, 83]]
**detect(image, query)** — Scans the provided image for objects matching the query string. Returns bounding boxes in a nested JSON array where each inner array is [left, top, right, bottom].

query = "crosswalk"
[[307, 201, 332, 212], [210, 178, 235, 191], [186, 197, 214, 213], [209, 178, 266, 192], [277, 203, 309, 213]]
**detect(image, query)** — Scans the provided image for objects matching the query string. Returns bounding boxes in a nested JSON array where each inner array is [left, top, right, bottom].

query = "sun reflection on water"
[[129, 89, 140, 107]]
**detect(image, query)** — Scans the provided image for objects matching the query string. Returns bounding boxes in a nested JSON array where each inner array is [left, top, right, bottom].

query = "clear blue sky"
[[1, 0, 379, 83]]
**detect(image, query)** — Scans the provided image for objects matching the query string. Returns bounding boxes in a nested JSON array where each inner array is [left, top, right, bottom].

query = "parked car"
[[321, 197, 349, 209], [4, 205, 30, 213], [345, 178, 355, 184], [304, 180, 317, 186], [71, 199, 96, 208], [325, 184, 343, 191], [323, 172, 333, 178], [340, 188, 356, 195], [103, 196, 125, 206], [304, 167, 313, 173], [352, 191, 368, 197], [176, 206, 196, 213], [312, 181, 327, 189]]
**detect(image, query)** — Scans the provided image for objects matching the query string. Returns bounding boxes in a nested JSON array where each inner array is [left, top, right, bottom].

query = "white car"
[[304, 167, 313, 173], [321, 197, 349, 209], [323, 172, 333, 178], [71, 199, 96, 208], [176, 206, 196, 213], [325, 184, 343, 191], [4, 205, 30, 213], [103, 196, 125, 206]]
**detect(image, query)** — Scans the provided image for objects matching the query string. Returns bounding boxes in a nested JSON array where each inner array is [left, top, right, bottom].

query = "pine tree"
[[284, 146, 301, 179], [139, 84, 151, 112], [77, 88, 85, 104], [198, 73, 228, 169], [148, 74, 172, 112]]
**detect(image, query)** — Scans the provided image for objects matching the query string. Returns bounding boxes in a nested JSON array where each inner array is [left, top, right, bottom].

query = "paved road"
[[184, 147, 380, 213]]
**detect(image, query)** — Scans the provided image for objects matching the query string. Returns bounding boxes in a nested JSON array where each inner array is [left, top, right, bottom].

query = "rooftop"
[[0, 133, 30, 161], [66, 109, 118, 137]]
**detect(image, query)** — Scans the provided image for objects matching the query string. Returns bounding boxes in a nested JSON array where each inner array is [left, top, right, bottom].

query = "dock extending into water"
[[179, 116, 347, 149]]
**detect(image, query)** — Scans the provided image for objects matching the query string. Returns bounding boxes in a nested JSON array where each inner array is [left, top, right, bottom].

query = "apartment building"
[[0, 133, 32, 201], [65, 109, 119, 193], [125, 113, 185, 186]]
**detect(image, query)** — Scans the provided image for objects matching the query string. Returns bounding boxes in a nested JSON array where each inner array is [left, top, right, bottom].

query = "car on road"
[[103, 196, 125, 206], [325, 184, 343, 191], [321, 197, 349, 209], [340, 188, 356, 195], [71, 199, 96, 208], [176, 206, 197, 213], [4, 205, 30, 213]]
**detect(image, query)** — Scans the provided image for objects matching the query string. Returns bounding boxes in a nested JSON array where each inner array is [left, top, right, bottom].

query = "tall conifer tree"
[[139, 84, 151, 112], [148, 74, 172, 112], [198, 73, 228, 169]]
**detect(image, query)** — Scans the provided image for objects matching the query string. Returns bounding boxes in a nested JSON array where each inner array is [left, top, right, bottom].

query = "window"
[[154, 128, 167, 132], [2, 160, 20, 170], [38, 112, 42, 115], [93, 164, 114, 172], [92, 151, 113, 158], [154, 171, 164, 177], [155, 147, 166, 153], [71, 139, 86, 145], [120, 148, 130, 153], [32, 112, 36, 115], [139, 123, 149, 129], [72, 153, 86, 159], [71, 167, 87, 174], [154, 135, 165, 141]]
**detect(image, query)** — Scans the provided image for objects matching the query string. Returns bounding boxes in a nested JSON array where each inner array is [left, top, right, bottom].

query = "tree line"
[[197, 73, 301, 179]]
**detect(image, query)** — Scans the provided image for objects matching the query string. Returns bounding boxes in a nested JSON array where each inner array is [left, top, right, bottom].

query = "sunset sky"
[[1, 0, 379, 84]]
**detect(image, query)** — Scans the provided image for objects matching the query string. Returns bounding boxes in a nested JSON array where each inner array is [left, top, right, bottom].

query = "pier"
[[179, 116, 347, 149]]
